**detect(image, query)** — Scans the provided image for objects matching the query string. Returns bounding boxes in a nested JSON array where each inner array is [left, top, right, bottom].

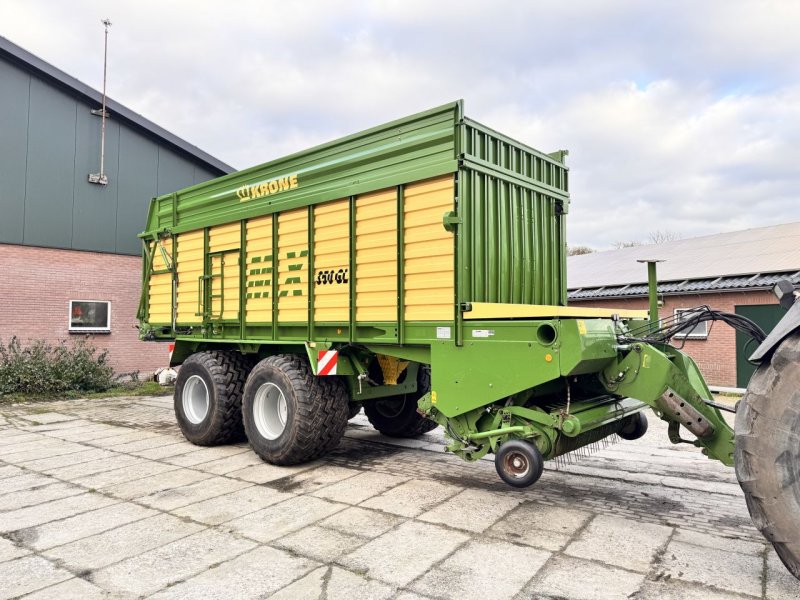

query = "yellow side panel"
[[176, 230, 204, 324], [356, 188, 397, 322], [314, 199, 350, 322], [245, 216, 273, 324], [404, 176, 455, 321], [208, 222, 241, 322], [147, 238, 173, 323], [278, 208, 309, 322]]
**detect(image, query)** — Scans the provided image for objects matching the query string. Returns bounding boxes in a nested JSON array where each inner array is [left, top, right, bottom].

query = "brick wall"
[[570, 290, 778, 388], [0, 243, 170, 377]]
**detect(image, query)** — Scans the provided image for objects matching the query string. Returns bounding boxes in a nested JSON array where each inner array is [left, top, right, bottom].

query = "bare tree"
[[648, 230, 681, 244], [568, 245, 595, 256], [611, 240, 642, 249]]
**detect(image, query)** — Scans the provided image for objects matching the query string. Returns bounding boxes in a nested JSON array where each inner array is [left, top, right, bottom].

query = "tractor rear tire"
[[174, 351, 249, 446], [735, 332, 800, 580], [242, 354, 349, 465], [363, 365, 438, 438]]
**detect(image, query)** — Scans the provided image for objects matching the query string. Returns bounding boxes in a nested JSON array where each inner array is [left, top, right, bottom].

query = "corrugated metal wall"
[[0, 58, 221, 256]]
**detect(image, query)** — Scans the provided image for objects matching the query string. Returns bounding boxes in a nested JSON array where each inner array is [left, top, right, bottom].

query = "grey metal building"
[[0, 35, 233, 375]]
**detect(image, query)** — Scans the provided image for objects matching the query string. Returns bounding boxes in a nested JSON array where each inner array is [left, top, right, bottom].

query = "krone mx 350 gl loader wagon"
[[138, 101, 800, 579]]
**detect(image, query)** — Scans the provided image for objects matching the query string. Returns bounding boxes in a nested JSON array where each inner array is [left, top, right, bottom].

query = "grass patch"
[[0, 381, 173, 405]]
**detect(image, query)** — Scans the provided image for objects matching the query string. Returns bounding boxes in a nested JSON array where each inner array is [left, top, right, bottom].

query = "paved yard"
[[0, 395, 799, 599]]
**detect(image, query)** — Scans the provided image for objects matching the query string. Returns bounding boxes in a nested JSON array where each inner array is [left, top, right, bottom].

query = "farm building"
[[567, 222, 800, 388], [0, 35, 232, 376]]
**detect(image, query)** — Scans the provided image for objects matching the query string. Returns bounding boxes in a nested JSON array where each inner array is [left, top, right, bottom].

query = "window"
[[673, 308, 708, 339], [69, 300, 111, 333]]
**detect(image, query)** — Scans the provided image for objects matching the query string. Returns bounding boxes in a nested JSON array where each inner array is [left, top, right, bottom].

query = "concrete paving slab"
[[633, 579, 760, 599], [311, 471, 409, 505], [87, 430, 165, 448], [656, 539, 763, 597], [52, 453, 143, 481], [488, 501, 592, 551], [526, 556, 645, 600], [766, 550, 800, 600], [671, 528, 766, 556], [319, 506, 405, 540], [0, 555, 72, 599], [319, 507, 406, 539], [0, 472, 57, 495], [18, 576, 109, 599], [53, 426, 131, 443], [565, 514, 672, 572], [0, 441, 87, 464], [0, 481, 84, 510], [42, 512, 204, 572], [91, 527, 256, 597], [0, 433, 44, 447], [70, 459, 178, 489], [0, 537, 29, 562], [0, 465, 24, 479], [412, 538, 550, 600], [18, 501, 158, 551], [0, 492, 117, 533], [226, 495, 345, 542], [131, 440, 196, 460], [225, 460, 319, 484], [274, 525, 366, 563], [104, 434, 183, 454], [418, 488, 523, 533], [186, 450, 269, 473], [101, 466, 211, 500], [160, 445, 251, 467], [265, 464, 361, 494], [171, 484, 293, 525], [269, 565, 394, 600], [359, 479, 463, 517], [17, 448, 116, 473], [16, 413, 77, 425], [339, 521, 469, 586], [148, 545, 319, 600], [137, 474, 250, 511]]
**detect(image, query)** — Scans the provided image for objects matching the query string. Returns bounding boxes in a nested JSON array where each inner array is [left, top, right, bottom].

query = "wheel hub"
[[182, 375, 210, 424], [503, 450, 531, 479], [253, 382, 288, 440]]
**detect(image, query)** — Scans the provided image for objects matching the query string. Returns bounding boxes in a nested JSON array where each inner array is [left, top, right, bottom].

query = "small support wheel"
[[495, 440, 544, 488], [618, 412, 649, 441]]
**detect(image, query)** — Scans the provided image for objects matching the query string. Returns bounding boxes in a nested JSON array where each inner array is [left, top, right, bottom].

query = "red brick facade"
[[571, 291, 779, 388], [0, 244, 170, 377]]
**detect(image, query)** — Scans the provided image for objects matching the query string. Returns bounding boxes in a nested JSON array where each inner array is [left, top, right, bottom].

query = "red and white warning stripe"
[[168, 343, 175, 363], [317, 350, 338, 376]]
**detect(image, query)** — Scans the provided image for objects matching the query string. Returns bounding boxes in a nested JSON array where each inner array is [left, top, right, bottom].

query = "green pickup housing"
[[138, 100, 735, 479]]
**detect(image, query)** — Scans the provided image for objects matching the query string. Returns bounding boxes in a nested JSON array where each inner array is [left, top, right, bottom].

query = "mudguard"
[[749, 300, 800, 362]]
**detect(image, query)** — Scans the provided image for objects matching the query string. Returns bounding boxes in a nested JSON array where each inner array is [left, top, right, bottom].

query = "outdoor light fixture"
[[89, 18, 112, 186], [773, 279, 798, 311]]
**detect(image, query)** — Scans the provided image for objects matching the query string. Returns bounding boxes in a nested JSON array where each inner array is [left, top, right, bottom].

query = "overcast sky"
[[1, 1, 798, 249]]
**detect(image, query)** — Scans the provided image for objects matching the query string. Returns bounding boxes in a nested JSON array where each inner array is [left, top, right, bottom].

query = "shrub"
[[0, 337, 115, 395]]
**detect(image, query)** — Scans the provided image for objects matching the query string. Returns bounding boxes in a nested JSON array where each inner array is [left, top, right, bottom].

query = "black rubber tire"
[[242, 354, 349, 465], [735, 332, 800, 580], [495, 439, 545, 488], [173, 351, 249, 446], [363, 364, 437, 438], [618, 412, 649, 441]]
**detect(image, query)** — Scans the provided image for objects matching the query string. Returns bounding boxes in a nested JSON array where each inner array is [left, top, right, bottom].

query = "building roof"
[[568, 222, 800, 300], [0, 35, 234, 176]]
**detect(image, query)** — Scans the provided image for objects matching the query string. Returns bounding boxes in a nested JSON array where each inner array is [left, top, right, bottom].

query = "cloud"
[[2, 0, 800, 247]]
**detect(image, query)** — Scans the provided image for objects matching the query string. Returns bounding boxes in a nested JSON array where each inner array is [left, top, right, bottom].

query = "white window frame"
[[673, 308, 708, 339], [68, 300, 112, 333]]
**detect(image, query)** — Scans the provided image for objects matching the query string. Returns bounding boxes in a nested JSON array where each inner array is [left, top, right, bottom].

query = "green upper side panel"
[[143, 101, 570, 238], [144, 102, 464, 236]]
